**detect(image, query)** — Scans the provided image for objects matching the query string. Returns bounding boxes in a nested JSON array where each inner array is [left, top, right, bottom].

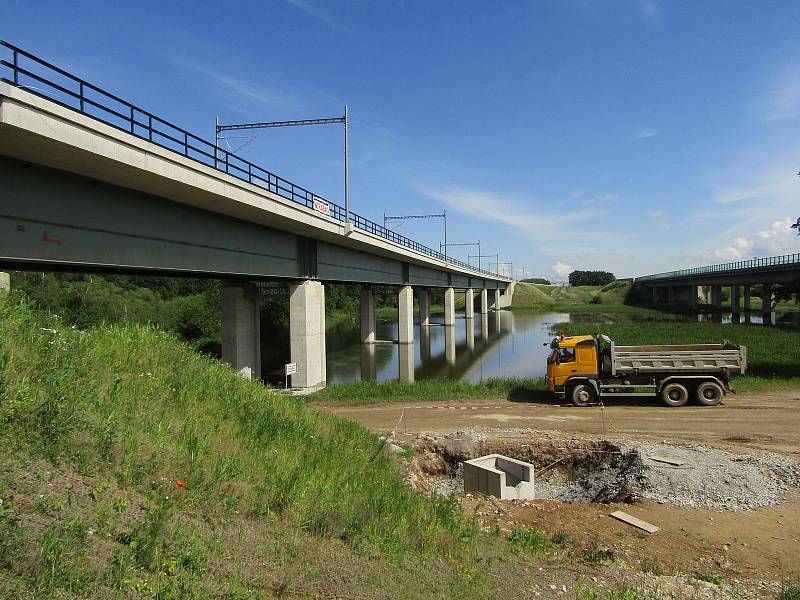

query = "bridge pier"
[[445, 323, 456, 365], [667, 286, 675, 305], [221, 282, 261, 380], [444, 287, 456, 326], [289, 280, 326, 389], [418, 288, 431, 327], [465, 288, 475, 319], [491, 289, 500, 310], [730, 284, 740, 314], [762, 283, 774, 325], [0, 272, 9, 292], [689, 285, 698, 309], [480, 289, 489, 314], [710, 285, 722, 308], [360, 287, 376, 344], [399, 342, 415, 383], [398, 286, 414, 344]]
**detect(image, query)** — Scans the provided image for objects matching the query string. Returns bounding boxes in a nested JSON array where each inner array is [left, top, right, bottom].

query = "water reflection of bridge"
[[359, 311, 515, 383]]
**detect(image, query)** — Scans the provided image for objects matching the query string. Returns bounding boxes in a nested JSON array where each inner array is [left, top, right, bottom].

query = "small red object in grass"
[[175, 479, 186, 488]]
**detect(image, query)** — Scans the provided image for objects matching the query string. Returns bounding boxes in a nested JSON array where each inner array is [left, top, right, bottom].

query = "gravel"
[[626, 442, 800, 510]]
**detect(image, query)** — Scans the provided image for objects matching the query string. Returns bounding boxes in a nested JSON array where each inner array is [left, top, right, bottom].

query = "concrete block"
[[0, 272, 9, 292], [463, 454, 535, 500]]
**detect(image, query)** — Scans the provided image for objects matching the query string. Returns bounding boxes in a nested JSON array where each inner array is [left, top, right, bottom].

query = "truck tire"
[[601, 350, 613, 376], [571, 384, 596, 407], [661, 382, 689, 407], [696, 381, 724, 406]]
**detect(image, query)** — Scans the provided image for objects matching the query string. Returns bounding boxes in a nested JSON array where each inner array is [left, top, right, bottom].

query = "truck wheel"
[[696, 381, 724, 406], [571, 384, 595, 407], [661, 383, 689, 407], [601, 350, 613, 376]]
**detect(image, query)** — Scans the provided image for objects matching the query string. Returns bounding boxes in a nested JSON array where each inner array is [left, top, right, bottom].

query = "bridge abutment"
[[221, 282, 261, 380], [290, 280, 326, 389]]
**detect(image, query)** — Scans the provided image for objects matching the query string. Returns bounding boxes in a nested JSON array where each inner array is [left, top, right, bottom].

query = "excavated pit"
[[411, 432, 647, 504]]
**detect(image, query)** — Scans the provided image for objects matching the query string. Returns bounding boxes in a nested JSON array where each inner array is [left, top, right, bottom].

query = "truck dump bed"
[[611, 342, 746, 376]]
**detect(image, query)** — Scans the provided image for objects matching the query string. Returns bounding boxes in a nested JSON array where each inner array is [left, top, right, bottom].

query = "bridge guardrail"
[[0, 41, 509, 282], [636, 252, 800, 282]]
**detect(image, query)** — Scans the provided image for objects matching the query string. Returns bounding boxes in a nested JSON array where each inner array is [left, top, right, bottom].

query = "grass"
[[307, 377, 547, 405], [778, 584, 800, 600], [0, 291, 504, 597], [558, 319, 800, 390], [508, 526, 551, 552], [511, 281, 635, 311], [690, 570, 726, 586]]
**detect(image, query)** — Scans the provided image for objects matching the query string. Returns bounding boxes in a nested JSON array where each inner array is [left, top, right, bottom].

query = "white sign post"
[[284, 362, 297, 389]]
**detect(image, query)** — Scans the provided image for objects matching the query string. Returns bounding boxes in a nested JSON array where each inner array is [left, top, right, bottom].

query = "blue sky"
[[4, 0, 800, 279]]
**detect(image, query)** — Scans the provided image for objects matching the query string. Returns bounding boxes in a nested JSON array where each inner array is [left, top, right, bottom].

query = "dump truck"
[[546, 333, 747, 407]]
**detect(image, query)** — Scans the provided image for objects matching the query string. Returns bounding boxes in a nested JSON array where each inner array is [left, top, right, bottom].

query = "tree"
[[521, 277, 551, 285], [568, 270, 615, 286]]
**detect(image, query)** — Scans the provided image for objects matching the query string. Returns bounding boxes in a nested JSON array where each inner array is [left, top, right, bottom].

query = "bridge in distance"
[[0, 42, 512, 388]]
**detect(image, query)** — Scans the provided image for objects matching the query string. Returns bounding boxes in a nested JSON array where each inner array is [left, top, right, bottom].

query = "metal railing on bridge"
[[0, 41, 509, 281], [636, 252, 800, 282]]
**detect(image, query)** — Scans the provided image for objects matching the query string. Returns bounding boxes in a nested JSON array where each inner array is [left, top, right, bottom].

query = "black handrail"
[[0, 41, 509, 281], [636, 252, 800, 282]]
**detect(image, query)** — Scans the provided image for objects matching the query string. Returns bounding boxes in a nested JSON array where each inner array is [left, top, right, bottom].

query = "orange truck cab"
[[546, 334, 599, 403]]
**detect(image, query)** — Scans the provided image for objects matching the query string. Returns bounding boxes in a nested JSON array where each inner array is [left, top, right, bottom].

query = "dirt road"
[[317, 390, 800, 458]]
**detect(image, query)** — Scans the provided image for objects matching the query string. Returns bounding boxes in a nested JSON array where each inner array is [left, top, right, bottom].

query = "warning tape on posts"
[[401, 405, 505, 410]]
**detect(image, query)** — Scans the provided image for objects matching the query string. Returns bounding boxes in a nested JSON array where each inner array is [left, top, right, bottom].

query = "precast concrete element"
[[398, 286, 414, 344], [731, 284, 741, 314], [710, 285, 723, 307], [465, 288, 475, 319], [0, 272, 9, 292], [289, 280, 326, 389], [399, 342, 415, 383], [221, 283, 261, 380], [463, 454, 535, 500], [360, 286, 375, 344], [480, 288, 489, 314], [444, 287, 456, 326], [418, 288, 431, 327]]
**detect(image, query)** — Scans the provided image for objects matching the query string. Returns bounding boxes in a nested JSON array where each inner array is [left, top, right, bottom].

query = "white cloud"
[[638, 0, 659, 20], [170, 57, 293, 108], [633, 128, 657, 141], [647, 209, 666, 219], [280, 0, 352, 32], [552, 261, 573, 278], [760, 67, 800, 122]]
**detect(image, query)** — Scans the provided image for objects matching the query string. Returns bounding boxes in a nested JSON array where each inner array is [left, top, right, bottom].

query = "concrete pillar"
[[398, 285, 414, 344], [481, 314, 489, 342], [492, 289, 501, 310], [465, 289, 475, 319], [466, 317, 475, 352], [360, 287, 375, 344], [290, 280, 326, 388], [651, 287, 658, 305], [221, 283, 261, 380], [0, 272, 9, 292], [710, 285, 722, 308], [731, 284, 740, 314], [399, 342, 415, 383], [444, 287, 456, 326], [418, 288, 431, 327], [762, 283, 773, 325], [689, 285, 698, 309], [743, 286, 751, 311], [420, 325, 432, 363], [667, 286, 675, 306], [480, 288, 488, 314]]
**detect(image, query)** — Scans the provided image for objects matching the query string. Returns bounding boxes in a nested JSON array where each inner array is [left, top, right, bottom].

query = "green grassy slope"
[[0, 293, 488, 598], [511, 281, 634, 310]]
